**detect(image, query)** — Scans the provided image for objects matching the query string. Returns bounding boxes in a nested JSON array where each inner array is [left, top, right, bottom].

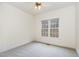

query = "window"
[[50, 18, 59, 37], [41, 18, 59, 38], [41, 20, 48, 37]]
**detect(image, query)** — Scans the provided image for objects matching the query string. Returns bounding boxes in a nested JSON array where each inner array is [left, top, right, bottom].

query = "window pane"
[[41, 20, 48, 29], [41, 20, 48, 37], [50, 18, 59, 37]]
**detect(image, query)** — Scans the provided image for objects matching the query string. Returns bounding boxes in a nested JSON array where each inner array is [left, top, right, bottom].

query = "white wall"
[[0, 3, 76, 52], [35, 5, 76, 49], [0, 3, 34, 52], [76, 3, 79, 55]]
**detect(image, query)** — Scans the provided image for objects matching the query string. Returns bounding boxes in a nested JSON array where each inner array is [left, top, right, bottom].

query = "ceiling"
[[8, 2, 75, 15]]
